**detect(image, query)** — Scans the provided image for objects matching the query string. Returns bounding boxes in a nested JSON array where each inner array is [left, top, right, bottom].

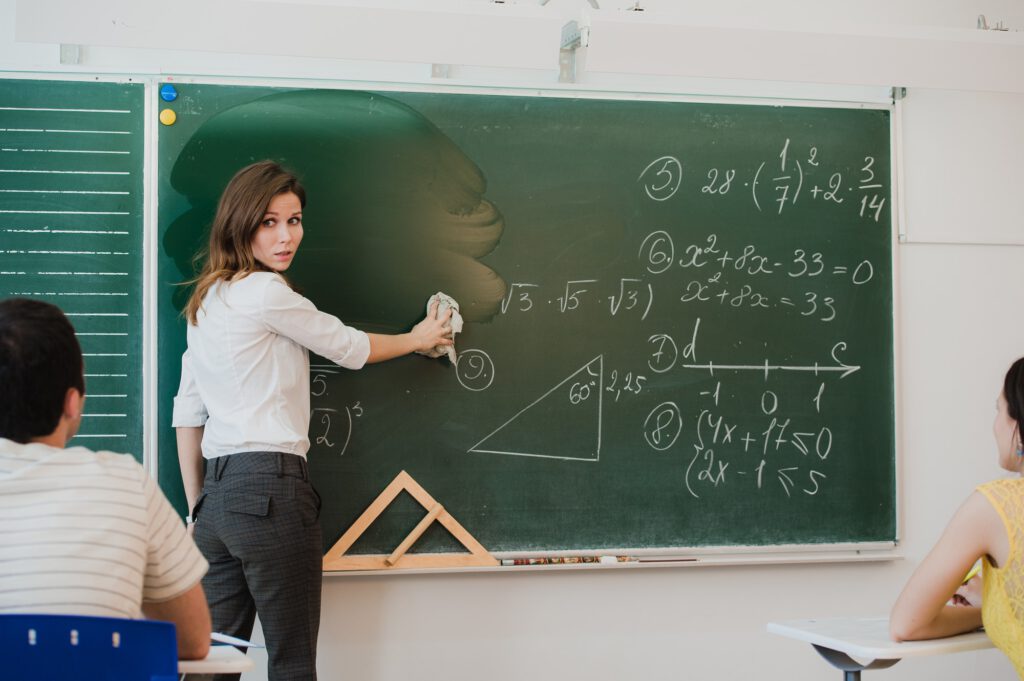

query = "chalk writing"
[[299, 127, 891, 523]]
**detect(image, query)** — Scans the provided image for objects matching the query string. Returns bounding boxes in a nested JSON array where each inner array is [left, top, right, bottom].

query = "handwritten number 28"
[[701, 168, 735, 195]]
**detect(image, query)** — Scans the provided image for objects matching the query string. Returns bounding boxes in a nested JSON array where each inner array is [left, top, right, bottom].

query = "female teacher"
[[173, 160, 452, 680]]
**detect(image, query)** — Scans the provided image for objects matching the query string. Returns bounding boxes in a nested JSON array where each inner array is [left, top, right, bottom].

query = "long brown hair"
[[183, 161, 306, 325]]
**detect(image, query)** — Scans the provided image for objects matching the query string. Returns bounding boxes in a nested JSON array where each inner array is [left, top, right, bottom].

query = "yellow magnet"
[[159, 108, 177, 126]]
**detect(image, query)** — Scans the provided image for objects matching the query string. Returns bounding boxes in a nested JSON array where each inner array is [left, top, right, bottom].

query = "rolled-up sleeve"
[[260, 276, 371, 369], [171, 349, 209, 427]]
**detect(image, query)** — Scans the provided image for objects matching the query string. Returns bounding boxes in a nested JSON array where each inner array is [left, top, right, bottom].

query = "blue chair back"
[[0, 614, 178, 681]]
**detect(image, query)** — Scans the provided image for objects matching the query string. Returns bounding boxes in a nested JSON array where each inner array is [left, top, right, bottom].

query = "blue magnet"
[[160, 84, 178, 102]]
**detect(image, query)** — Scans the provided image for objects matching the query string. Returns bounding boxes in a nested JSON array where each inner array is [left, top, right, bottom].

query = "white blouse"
[[172, 272, 370, 459]]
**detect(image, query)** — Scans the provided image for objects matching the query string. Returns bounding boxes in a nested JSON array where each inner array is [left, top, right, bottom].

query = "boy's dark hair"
[[0, 298, 85, 443]]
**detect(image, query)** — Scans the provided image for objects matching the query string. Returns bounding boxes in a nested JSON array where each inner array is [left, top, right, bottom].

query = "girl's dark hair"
[[1005, 357, 1024, 444], [0, 298, 85, 443], [183, 160, 306, 324]]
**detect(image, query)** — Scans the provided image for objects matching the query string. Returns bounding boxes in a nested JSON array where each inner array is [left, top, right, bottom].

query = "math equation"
[[307, 130, 893, 515]]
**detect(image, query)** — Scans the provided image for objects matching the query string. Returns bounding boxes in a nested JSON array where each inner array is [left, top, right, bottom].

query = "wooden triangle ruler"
[[323, 470, 498, 571]]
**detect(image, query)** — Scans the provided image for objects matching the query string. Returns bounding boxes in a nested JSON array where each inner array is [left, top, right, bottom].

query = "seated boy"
[[0, 297, 212, 660]]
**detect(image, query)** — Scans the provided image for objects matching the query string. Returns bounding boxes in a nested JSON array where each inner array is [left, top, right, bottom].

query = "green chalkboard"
[[0, 78, 144, 459], [158, 83, 895, 554]]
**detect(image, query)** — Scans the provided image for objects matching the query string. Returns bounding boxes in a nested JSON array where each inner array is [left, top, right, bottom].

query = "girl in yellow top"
[[891, 357, 1024, 675]]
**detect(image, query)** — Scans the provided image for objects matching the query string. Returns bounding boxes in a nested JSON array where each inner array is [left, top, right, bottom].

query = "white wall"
[[4, 1, 1023, 679]]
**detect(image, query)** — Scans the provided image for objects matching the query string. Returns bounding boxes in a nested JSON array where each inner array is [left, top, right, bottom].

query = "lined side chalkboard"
[[0, 78, 144, 459], [157, 84, 896, 555]]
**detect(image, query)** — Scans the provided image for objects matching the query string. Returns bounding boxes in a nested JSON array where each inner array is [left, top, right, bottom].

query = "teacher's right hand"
[[409, 300, 454, 354]]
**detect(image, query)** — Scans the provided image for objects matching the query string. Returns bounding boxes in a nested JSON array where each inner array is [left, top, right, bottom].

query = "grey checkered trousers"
[[187, 451, 323, 681]]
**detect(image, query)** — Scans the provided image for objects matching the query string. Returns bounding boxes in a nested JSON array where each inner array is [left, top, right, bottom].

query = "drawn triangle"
[[323, 470, 498, 571], [468, 355, 603, 462]]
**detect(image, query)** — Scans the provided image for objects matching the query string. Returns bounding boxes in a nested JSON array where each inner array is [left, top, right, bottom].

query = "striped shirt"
[[0, 438, 208, 618]]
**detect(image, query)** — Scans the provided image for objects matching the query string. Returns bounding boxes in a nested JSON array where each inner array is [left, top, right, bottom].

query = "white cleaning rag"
[[416, 291, 463, 363]]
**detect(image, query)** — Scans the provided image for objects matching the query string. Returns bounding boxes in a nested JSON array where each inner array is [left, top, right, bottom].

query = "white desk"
[[768, 617, 994, 680], [178, 644, 255, 676]]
